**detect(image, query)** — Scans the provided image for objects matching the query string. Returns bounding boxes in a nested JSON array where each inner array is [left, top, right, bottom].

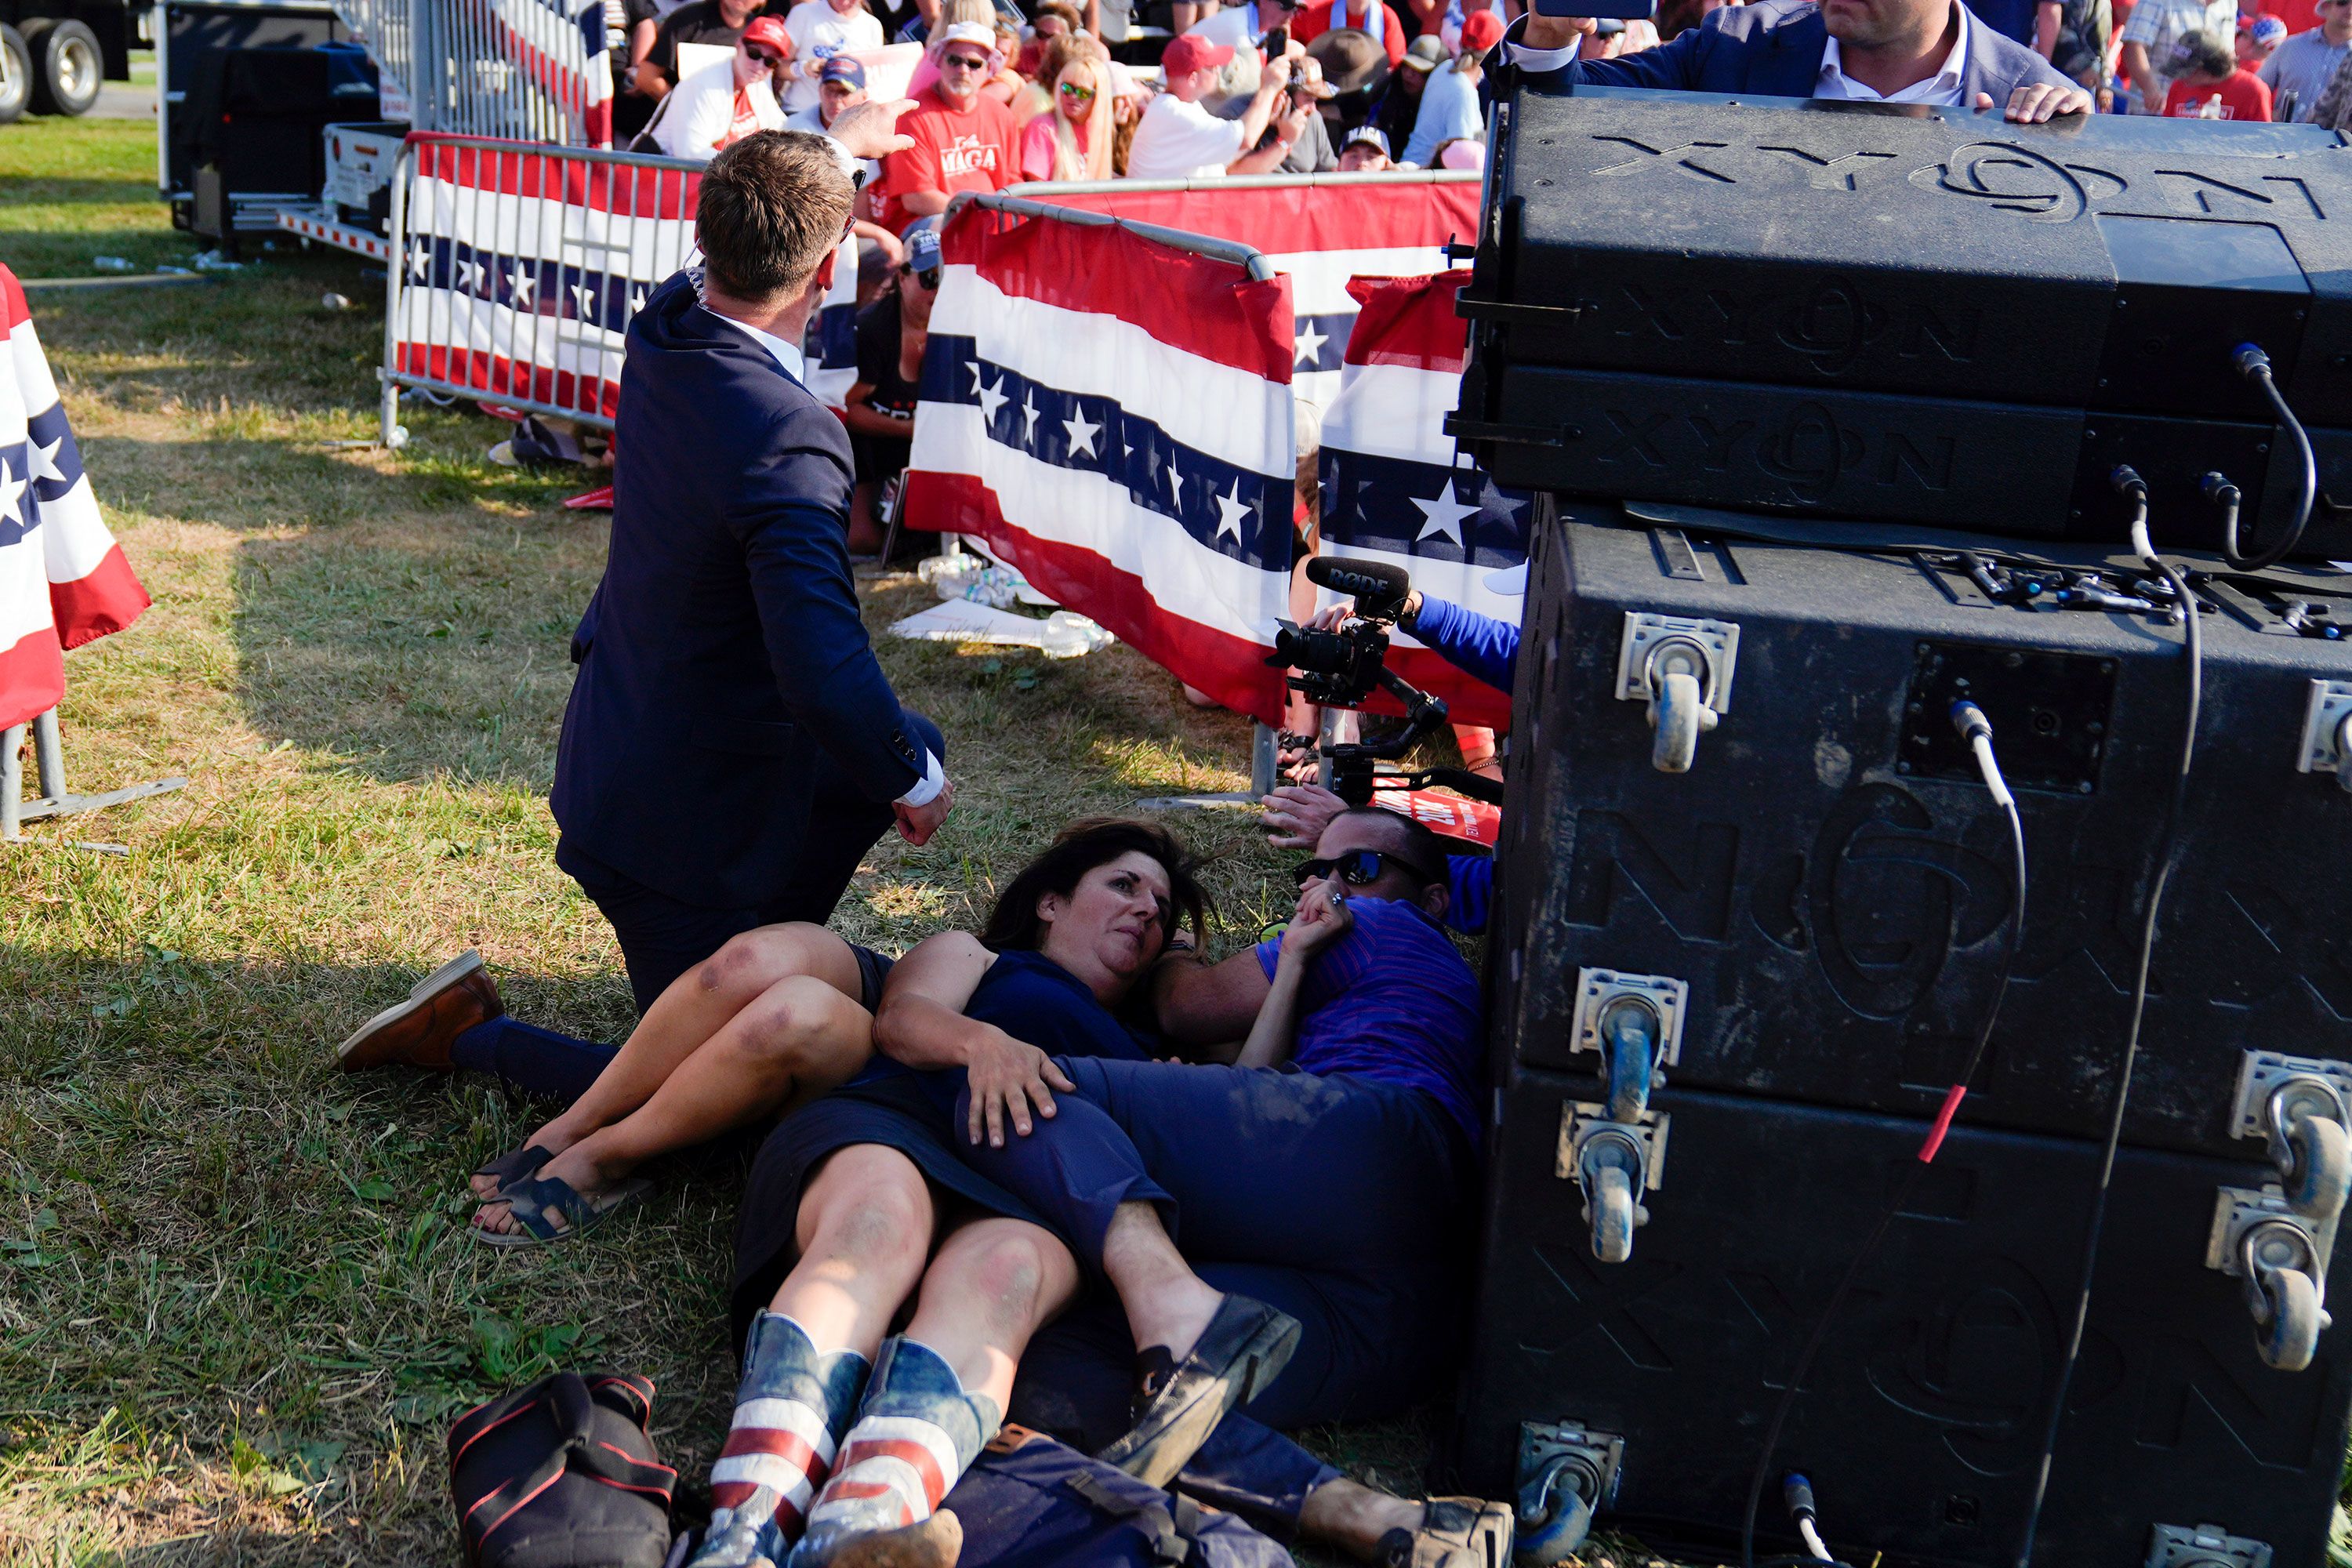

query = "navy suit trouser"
[[451, 713, 938, 1100], [958, 1058, 1475, 1430]]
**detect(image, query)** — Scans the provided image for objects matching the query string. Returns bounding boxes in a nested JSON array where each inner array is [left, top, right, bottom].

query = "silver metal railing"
[[379, 133, 702, 443], [335, 0, 602, 142]]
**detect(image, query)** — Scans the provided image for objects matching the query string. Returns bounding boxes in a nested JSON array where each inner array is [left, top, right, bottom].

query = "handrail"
[[945, 189, 1278, 282]]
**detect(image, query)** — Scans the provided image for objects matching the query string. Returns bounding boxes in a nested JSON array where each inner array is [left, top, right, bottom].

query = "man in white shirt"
[[2116, 0, 2235, 109], [2261, 0, 2352, 120], [1185, 0, 1305, 49], [779, 0, 885, 114], [650, 14, 794, 160], [1510, 0, 2088, 119], [1127, 31, 1313, 179]]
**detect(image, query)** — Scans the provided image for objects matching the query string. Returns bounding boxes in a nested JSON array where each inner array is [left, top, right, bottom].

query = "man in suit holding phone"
[[1508, 0, 2092, 120]]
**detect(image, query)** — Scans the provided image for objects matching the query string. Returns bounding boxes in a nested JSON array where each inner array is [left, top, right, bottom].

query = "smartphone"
[[1530, 0, 1658, 19]]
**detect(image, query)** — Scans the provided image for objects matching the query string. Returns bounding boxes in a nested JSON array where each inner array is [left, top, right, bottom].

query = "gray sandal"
[[473, 1174, 652, 1247]]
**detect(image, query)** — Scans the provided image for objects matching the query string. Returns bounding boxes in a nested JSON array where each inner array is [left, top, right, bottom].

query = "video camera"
[[1269, 557, 1504, 808]]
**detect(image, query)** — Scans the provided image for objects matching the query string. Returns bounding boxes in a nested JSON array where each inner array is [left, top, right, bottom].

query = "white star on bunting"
[[1020, 391, 1041, 446], [967, 361, 986, 394], [1062, 410, 1101, 459], [1411, 482, 1481, 547], [572, 282, 598, 317], [1167, 462, 1185, 513], [977, 374, 1010, 426], [507, 266, 535, 307], [1214, 481, 1253, 544], [0, 456, 24, 530], [28, 433, 65, 485], [408, 241, 430, 280], [630, 287, 648, 314], [1292, 321, 1327, 369]]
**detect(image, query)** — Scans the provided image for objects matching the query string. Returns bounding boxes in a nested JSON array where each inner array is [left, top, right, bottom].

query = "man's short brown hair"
[[696, 131, 854, 303]]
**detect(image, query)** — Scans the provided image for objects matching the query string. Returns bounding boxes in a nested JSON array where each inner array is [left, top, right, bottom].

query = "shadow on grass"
[[0, 942, 742, 1566]]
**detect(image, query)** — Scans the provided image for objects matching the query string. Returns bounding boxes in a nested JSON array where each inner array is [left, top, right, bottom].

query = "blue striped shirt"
[[1256, 895, 1485, 1143]]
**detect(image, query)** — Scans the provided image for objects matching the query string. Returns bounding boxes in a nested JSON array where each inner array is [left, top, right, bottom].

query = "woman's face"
[[1036, 851, 1174, 984], [1055, 62, 1098, 122]]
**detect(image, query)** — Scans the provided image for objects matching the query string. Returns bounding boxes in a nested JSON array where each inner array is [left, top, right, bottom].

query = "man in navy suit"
[[340, 118, 950, 1094], [1508, 0, 2092, 120]]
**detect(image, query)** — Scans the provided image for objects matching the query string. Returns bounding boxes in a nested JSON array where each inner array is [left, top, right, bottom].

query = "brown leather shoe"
[[337, 950, 505, 1073]]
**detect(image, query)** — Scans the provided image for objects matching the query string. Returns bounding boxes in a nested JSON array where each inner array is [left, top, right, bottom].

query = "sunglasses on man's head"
[[1292, 848, 1429, 888], [942, 50, 991, 68], [1058, 80, 1097, 100]]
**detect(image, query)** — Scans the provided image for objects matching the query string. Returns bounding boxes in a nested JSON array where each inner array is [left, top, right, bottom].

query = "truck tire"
[[0, 25, 31, 124], [24, 18, 102, 116]]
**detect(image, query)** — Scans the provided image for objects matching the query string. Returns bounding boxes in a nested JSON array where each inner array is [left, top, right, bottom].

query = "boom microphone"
[[1306, 555, 1412, 615]]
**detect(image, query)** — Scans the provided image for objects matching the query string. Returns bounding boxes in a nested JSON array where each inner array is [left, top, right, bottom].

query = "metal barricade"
[[379, 133, 701, 445], [334, 0, 600, 141]]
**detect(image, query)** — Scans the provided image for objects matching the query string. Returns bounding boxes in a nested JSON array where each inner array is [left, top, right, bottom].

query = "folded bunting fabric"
[[902, 207, 1298, 724], [0, 264, 151, 733], [1317, 270, 1526, 731], [390, 136, 857, 419], [1018, 179, 1479, 407]]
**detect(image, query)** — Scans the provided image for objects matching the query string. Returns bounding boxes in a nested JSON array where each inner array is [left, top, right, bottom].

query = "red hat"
[[1162, 32, 1236, 76], [741, 15, 793, 55], [1457, 9, 1503, 53]]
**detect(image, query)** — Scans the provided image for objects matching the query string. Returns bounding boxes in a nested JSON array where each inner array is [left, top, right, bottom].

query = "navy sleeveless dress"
[[729, 947, 1150, 1344]]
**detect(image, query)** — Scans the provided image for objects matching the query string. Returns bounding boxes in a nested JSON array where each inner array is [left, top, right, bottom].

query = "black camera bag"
[[448, 1370, 676, 1568]]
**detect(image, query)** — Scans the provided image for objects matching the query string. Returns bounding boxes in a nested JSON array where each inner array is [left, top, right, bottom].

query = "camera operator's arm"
[[1399, 590, 1519, 695]]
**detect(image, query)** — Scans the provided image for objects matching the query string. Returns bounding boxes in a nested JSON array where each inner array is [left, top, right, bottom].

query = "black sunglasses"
[[1293, 848, 1430, 888]]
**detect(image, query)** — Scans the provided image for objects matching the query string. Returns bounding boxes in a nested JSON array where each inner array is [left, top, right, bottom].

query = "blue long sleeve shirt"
[[1407, 593, 1521, 696], [1445, 852, 1494, 935]]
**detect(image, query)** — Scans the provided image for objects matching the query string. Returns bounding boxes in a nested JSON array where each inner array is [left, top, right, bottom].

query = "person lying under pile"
[[345, 815, 1510, 1568]]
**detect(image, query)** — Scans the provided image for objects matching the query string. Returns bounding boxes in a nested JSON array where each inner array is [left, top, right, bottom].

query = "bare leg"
[[902, 1217, 1080, 1413], [476, 975, 877, 1235], [849, 482, 887, 556], [1101, 1201, 1225, 1361], [470, 923, 862, 1199], [782, 1144, 940, 1354]]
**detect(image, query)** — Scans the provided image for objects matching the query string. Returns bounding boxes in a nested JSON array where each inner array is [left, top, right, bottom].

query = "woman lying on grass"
[[456, 818, 1203, 1242]]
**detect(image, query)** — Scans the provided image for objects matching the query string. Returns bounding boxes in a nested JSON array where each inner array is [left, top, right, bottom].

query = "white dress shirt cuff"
[[819, 130, 866, 186], [895, 750, 947, 808], [1507, 39, 1581, 71]]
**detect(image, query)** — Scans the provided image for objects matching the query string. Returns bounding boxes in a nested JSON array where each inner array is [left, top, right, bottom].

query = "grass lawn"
[[0, 117, 1549, 1564]]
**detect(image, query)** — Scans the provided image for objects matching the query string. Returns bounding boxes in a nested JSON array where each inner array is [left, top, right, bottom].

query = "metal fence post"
[[1, 724, 22, 843], [379, 139, 412, 448]]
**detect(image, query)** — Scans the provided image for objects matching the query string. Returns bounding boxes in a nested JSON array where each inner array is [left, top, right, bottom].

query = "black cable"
[[2223, 344, 2315, 573], [1738, 731, 2029, 1568], [2009, 474, 2202, 1567]]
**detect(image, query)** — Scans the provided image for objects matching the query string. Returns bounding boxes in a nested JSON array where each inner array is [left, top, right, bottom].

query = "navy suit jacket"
[[551, 270, 931, 909], [1519, 0, 2076, 107]]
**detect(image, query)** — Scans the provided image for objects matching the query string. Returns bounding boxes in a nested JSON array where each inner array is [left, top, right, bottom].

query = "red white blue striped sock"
[[789, 1337, 999, 1566], [691, 1313, 868, 1568]]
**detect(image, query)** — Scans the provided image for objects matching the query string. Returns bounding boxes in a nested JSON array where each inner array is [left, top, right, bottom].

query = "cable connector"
[[1951, 700, 2016, 810], [2110, 463, 2148, 501], [2234, 342, 2275, 379], [1782, 1473, 1833, 1563]]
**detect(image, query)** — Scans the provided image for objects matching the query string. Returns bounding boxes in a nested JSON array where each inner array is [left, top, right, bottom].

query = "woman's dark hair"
[[980, 818, 1210, 953]]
